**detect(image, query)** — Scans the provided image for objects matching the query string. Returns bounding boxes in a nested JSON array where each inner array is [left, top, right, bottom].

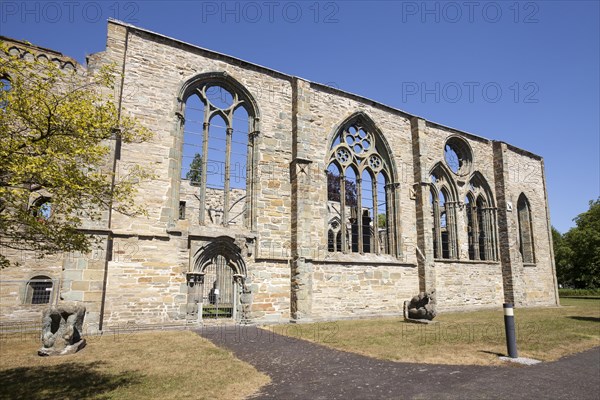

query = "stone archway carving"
[[187, 237, 251, 322]]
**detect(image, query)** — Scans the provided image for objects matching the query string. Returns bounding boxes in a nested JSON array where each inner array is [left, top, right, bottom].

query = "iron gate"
[[201, 255, 235, 320]]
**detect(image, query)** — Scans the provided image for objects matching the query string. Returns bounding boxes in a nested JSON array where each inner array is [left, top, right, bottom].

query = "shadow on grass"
[[568, 316, 600, 323], [0, 361, 141, 400], [478, 350, 505, 357]]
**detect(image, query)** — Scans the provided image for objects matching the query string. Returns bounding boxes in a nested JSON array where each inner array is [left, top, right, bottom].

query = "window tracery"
[[464, 174, 497, 261], [430, 165, 459, 259], [180, 77, 258, 228], [326, 116, 394, 255], [444, 136, 472, 176]]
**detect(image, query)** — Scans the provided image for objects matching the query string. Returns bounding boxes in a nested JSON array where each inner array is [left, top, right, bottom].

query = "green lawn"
[[270, 298, 600, 365]]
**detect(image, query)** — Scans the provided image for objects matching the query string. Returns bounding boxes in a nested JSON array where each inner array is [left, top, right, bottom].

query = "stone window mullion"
[[356, 177, 363, 253], [249, 118, 260, 231], [485, 207, 492, 260], [447, 201, 458, 259], [392, 183, 402, 257], [484, 208, 493, 260], [340, 173, 347, 253], [199, 115, 210, 225], [488, 207, 496, 261], [372, 176, 379, 255], [478, 204, 487, 260], [472, 203, 480, 260], [466, 199, 474, 259], [246, 122, 254, 229], [385, 184, 394, 255], [432, 191, 441, 258], [223, 125, 233, 226]]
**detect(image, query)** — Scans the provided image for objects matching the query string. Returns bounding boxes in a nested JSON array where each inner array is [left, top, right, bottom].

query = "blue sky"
[[1, 0, 598, 233]]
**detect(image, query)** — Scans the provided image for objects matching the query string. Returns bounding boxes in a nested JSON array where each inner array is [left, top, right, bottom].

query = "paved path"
[[197, 325, 600, 399]]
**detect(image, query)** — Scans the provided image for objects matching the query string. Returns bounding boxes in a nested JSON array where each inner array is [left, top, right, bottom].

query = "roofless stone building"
[[0, 20, 559, 328]]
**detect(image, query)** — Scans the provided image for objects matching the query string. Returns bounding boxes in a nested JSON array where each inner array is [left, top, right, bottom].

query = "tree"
[[0, 42, 152, 268], [186, 153, 203, 186], [552, 199, 600, 288], [326, 170, 357, 207], [551, 226, 573, 287], [563, 199, 600, 288], [377, 213, 387, 229]]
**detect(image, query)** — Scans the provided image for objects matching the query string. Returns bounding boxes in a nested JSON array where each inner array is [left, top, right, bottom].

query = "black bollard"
[[503, 303, 518, 358]]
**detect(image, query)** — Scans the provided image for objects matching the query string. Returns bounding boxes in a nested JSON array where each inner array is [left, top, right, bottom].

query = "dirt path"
[[197, 325, 600, 399]]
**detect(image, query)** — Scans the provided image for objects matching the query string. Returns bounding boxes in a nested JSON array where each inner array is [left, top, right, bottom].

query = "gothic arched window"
[[465, 173, 498, 261], [465, 194, 475, 259], [517, 193, 535, 263], [327, 217, 343, 253], [30, 196, 52, 221], [430, 165, 458, 259], [180, 76, 258, 228], [326, 115, 395, 255]]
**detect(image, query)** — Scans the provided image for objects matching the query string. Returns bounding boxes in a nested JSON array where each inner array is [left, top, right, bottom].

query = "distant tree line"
[[553, 198, 600, 289]]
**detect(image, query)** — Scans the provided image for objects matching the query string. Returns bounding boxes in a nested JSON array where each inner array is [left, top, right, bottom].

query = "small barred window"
[[25, 276, 53, 305]]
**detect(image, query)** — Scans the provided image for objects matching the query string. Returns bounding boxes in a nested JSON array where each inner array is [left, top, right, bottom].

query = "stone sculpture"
[[404, 290, 437, 321], [38, 303, 86, 356]]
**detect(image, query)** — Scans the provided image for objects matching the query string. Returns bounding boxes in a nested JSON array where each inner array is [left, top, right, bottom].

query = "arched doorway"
[[201, 255, 236, 319], [187, 237, 249, 323]]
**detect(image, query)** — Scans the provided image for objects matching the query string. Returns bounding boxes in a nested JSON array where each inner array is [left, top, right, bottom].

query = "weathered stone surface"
[[38, 303, 87, 356], [0, 20, 558, 328], [404, 290, 437, 321]]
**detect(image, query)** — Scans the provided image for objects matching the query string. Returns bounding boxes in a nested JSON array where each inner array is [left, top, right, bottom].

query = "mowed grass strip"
[[269, 298, 600, 366], [0, 330, 269, 400]]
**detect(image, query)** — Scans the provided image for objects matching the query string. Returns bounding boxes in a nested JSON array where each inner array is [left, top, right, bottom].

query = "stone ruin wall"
[[0, 21, 558, 329], [500, 145, 558, 306], [95, 21, 294, 325], [419, 123, 506, 311]]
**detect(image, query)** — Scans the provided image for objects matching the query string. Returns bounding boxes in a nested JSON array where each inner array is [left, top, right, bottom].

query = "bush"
[[558, 288, 600, 297]]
